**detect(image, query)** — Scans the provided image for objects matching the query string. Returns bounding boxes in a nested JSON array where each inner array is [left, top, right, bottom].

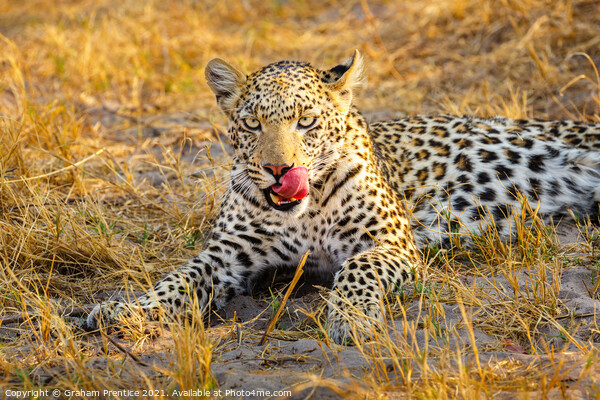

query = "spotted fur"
[[373, 115, 600, 246], [86, 52, 600, 343]]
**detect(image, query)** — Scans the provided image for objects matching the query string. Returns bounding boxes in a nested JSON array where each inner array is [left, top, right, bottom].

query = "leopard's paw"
[[85, 301, 150, 331], [85, 301, 118, 331], [326, 300, 384, 345]]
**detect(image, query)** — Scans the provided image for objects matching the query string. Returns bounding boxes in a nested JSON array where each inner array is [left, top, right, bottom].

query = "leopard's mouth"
[[263, 188, 303, 211]]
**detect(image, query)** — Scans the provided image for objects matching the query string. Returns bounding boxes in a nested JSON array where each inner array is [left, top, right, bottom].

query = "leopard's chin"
[[263, 188, 304, 211]]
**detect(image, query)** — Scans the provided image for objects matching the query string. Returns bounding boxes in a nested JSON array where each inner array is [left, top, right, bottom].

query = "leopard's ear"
[[327, 50, 365, 91], [325, 50, 365, 113], [205, 58, 247, 115]]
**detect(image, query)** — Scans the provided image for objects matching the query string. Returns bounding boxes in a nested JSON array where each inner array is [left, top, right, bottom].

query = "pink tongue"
[[271, 166, 309, 199]]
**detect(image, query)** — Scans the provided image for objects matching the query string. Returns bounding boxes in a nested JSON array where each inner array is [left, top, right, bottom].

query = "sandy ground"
[[5, 255, 599, 399]]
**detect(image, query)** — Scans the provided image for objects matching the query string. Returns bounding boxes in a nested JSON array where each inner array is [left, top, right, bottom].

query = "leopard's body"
[[373, 115, 600, 246], [87, 52, 600, 343]]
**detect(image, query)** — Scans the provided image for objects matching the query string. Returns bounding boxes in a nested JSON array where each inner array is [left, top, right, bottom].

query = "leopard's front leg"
[[85, 247, 249, 331], [327, 245, 417, 344]]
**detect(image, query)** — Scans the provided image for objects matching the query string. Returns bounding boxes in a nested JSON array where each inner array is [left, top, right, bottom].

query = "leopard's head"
[[205, 51, 364, 214]]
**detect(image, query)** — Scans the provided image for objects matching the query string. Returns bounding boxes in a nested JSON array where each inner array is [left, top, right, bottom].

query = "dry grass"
[[1, 0, 600, 398]]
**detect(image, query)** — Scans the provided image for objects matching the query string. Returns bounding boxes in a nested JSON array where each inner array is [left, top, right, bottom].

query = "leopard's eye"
[[243, 118, 261, 131], [298, 116, 317, 129]]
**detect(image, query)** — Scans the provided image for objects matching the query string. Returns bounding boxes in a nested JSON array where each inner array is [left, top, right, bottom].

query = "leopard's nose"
[[263, 163, 293, 179]]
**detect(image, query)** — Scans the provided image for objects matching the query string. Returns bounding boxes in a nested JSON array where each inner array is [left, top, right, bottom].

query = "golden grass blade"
[[259, 251, 308, 346], [1, 149, 104, 183]]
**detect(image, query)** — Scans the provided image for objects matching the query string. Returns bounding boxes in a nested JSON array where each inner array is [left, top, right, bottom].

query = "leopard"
[[86, 51, 600, 344]]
